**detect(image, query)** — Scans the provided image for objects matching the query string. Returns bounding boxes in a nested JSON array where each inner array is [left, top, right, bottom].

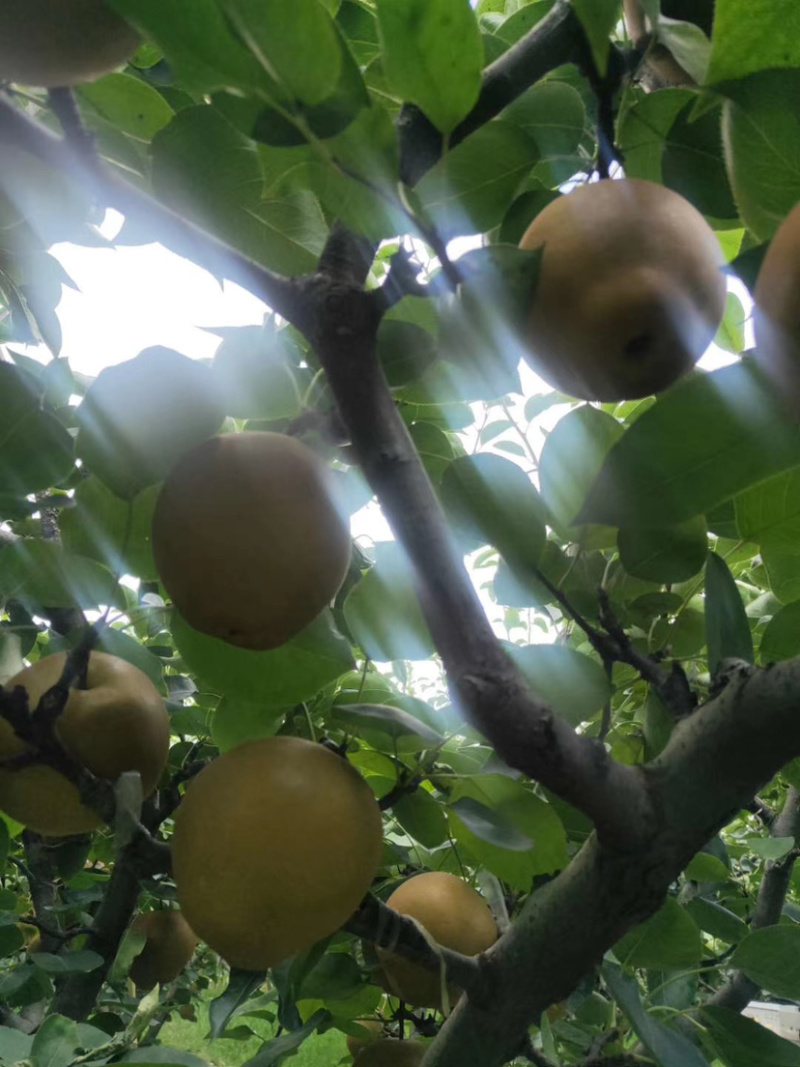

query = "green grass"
[[158, 999, 349, 1067]]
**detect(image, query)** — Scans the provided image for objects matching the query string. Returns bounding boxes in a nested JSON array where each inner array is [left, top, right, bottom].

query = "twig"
[[520, 1038, 557, 1067], [584, 1028, 620, 1064], [574, 41, 627, 178], [746, 796, 776, 828], [709, 787, 800, 1011], [46, 87, 96, 159], [375, 247, 429, 312], [20, 916, 92, 943], [380, 774, 423, 812], [598, 590, 696, 720]]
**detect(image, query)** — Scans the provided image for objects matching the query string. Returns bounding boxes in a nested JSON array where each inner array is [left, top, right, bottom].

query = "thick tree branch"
[[709, 786, 800, 1012], [419, 660, 800, 1067], [51, 848, 142, 1020], [308, 282, 650, 848], [398, 0, 584, 185]]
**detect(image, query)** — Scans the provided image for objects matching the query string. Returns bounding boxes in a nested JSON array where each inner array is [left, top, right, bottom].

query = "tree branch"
[[418, 659, 800, 1067], [398, 0, 585, 185], [51, 846, 142, 1021], [308, 283, 650, 848], [709, 786, 800, 1012]]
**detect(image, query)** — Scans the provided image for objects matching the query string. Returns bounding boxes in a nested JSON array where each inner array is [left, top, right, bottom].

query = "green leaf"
[[209, 969, 268, 1040], [440, 454, 547, 566], [30, 1014, 80, 1067], [211, 323, 303, 420], [618, 86, 696, 185], [52, 627, 165, 692], [116, 1050, 212, 1067], [0, 364, 74, 497], [614, 897, 703, 969], [735, 466, 800, 543], [496, 1, 555, 46], [211, 698, 286, 753], [508, 645, 612, 727], [539, 407, 624, 529], [393, 790, 448, 848], [661, 101, 737, 220], [448, 796, 534, 850], [408, 421, 454, 485], [343, 542, 435, 661], [76, 347, 223, 499], [572, 0, 619, 75], [730, 925, 800, 1000], [579, 363, 800, 529], [298, 954, 363, 1001], [707, 0, 800, 86], [171, 609, 354, 706], [500, 82, 585, 170], [60, 477, 159, 581], [744, 836, 796, 862], [722, 70, 800, 241], [416, 122, 539, 238], [337, 1, 380, 66], [376, 321, 438, 388], [705, 551, 754, 673], [604, 962, 713, 1067], [108, 0, 273, 96], [240, 1009, 328, 1067], [248, 192, 330, 275], [225, 21, 368, 145], [761, 601, 800, 662], [448, 776, 568, 890], [0, 820, 8, 876], [762, 537, 800, 604], [331, 704, 445, 749], [151, 107, 327, 274], [0, 925, 24, 959], [684, 852, 730, 883], [702, 1004, 800, 1067], [685, 897, 748, 943], [657, 19, 711, 83], [714, 293, 747, 354], [0, 541, 121, 611], [0, 1026, 33, 1066], [376, 0, 482, 133], [643, 691, 674, 759], [77, 73, 174, 140], [30, 951, 104, 974], [224, 0, 342, 107], [618, 516, 708, 583]]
